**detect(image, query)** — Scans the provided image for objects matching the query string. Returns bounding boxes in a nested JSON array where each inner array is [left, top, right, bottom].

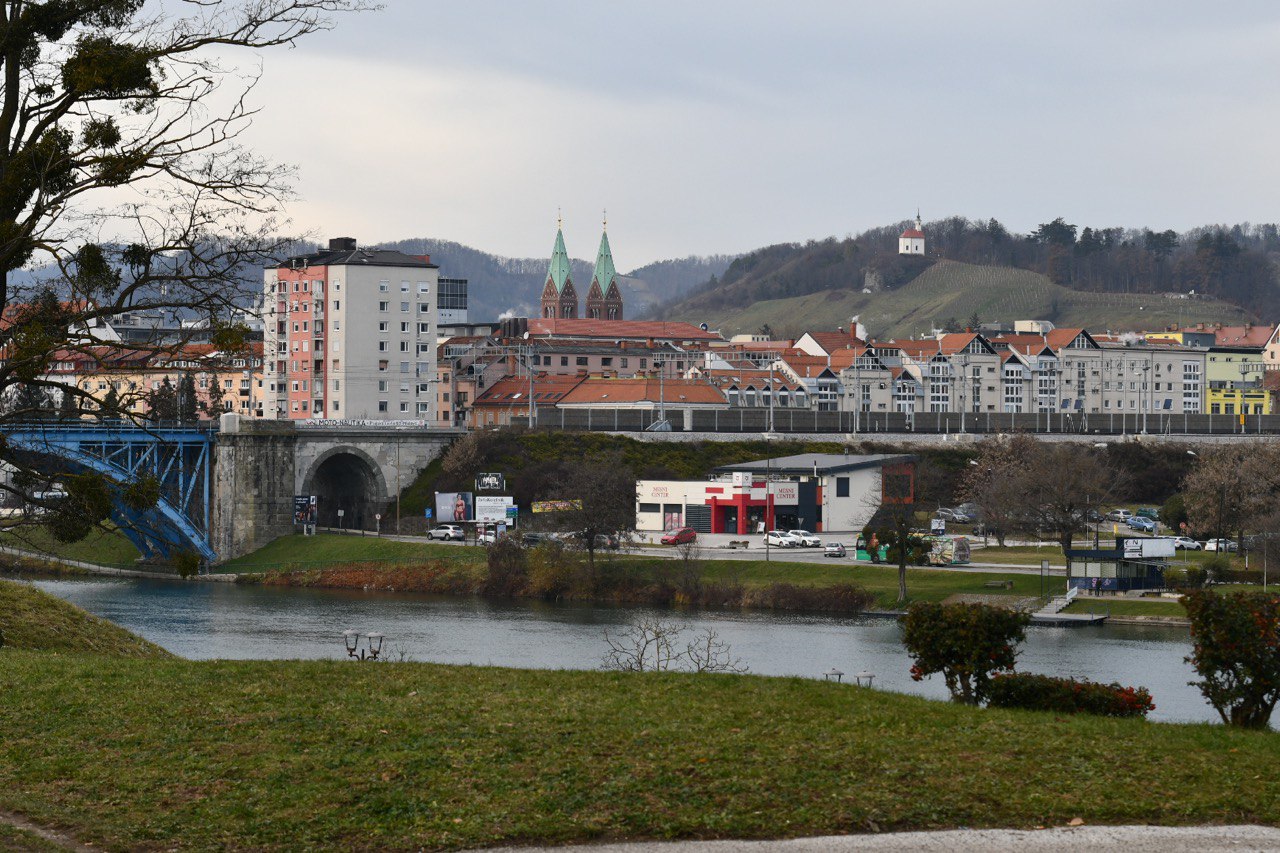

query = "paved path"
[[499, 825, 1280, 852]]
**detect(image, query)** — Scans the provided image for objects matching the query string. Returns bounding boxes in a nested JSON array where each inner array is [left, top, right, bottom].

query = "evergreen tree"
[[58, 388, 79, 421], [148, 377, 178, 422], [11, 383, 51, 420], [206, 374, 226, 418], [100, 385, 121, 421], [178, 373, 199, 423]]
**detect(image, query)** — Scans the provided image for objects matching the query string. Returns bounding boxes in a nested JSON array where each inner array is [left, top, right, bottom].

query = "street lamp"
[[342, 630, 385, 661]]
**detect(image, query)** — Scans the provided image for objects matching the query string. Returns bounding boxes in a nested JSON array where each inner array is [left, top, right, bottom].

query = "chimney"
[[328, 237, 357, 251]]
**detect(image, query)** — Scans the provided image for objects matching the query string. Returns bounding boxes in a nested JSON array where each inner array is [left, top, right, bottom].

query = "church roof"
[[591, 229, 617, 292], [900, 228, 925, 239], [546, 226, 573, 294]]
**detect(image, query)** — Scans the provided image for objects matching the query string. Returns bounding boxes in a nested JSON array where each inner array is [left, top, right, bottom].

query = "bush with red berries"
[[987, 672, 1155, 718]]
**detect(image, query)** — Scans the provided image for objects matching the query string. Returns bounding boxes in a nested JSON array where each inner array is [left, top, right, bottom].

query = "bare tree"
[[1019, 443, 1120, 552], [959, 435, 1037, 547], [1183, 444, 1280, 549], [551, 451, 636, 572], [0, 0, 369, 539], [684, 628, 748, 674], [602, 618, 748, 674]]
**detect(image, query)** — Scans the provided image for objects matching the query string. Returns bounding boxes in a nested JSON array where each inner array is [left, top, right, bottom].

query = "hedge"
[[987, 672, 1154, 718]]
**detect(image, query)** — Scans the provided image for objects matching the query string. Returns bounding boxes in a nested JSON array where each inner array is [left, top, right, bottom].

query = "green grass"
[[1065, 598, 1188, 618], [679, 260, 1252, 339], [218, 533, 483, 571], [0, 522, 139, 567], [0, 579, 169, 658], [0, 653, 1278, 850], [967, 545, 1066, 568]]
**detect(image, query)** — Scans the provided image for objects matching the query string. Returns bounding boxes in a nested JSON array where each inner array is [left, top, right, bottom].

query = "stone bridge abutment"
[[212, 414, 459, 561]]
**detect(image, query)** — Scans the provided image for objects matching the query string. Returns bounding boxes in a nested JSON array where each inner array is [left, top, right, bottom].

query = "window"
[[333, 300, 341, 311], [379, 341, 389, 352], [378, 281, 389, 292], [333, 400, 340, 411], [561, 357, 568, 366], [621, 358, 629, 369], [400, 402, 409, 412], [576, 357, 588, 366], [379, 321, 389, 332], [400, 322, 409, 333], [400, 281, 409, 293], [417, 402, 429, 413], [836, 477, 850, 498], [419, 303, 429, 313], [378, 401, 388, 412], [378, 380, 388, 391], [639, 503, 661, 513], [378, 301, 389, 312], [378, 360, 388, 372], [419, 323, 429, 333], [602, 357, 613, 367], [418, 282, 429, 294], [400, 362, 410, 373], [400, 301, 410, 312], [400, 341, 409, 352]]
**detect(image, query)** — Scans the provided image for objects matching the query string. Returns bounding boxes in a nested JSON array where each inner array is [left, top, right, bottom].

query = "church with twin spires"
[[540, 218, 624, 320]]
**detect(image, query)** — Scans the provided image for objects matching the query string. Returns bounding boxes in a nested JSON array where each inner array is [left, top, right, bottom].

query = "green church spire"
[[591, 219, 617, 293], [547, 218, 572, 294]]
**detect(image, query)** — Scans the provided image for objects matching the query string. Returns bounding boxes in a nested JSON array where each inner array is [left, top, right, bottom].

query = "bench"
[[983, 580, 1014, 590], [726, 540, 750, 550]]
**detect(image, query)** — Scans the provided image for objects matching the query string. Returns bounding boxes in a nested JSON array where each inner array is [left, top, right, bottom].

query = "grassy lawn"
[[1, 651, 1278, 850], [218, 533, 484, 571], [0, 580, 169, 658], [1064, 598, 1188, 618], [0, 522, 139, 567], [967, 545, 1066, 568]]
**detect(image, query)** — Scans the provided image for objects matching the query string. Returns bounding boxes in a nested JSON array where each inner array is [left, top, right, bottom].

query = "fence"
[[514, 407, 1280, 436]]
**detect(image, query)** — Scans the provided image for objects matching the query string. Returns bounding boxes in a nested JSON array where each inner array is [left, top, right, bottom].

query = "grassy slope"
[[0, 523, 139, 566], [680, 260, 1251, 339], [0, 654, 1277, 850], [0, 579, 169, 658], [218, 533, 479, 571]]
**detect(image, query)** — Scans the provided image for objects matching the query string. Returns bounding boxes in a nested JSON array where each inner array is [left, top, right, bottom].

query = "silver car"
[[789, 529, 822, 547]]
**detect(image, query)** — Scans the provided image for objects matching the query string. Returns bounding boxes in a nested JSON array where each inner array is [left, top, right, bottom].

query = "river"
[[29, 577, 1218, 725]]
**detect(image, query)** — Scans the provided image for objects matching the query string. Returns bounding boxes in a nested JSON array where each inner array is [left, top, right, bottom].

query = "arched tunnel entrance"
[[308, 450, 385, 530]]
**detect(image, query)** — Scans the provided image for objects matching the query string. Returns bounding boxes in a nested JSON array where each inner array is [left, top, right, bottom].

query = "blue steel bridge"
[[4, 423, 215, 562]]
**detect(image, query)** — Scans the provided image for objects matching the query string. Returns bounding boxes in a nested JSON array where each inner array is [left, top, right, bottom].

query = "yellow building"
[[1204, 348, 1270, 415]]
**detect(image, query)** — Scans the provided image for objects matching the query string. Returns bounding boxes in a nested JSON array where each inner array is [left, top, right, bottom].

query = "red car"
[[660, 527, 697, 545]]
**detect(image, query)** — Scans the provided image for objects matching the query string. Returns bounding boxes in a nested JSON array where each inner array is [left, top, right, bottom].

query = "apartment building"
[[263, 238, 464, 421]]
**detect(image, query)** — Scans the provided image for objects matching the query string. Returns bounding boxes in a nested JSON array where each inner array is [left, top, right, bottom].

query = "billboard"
[[293, 495, 316, 525], [1123, 537, 1176, 559], [532, 499, 582, 513], [475, 496, 514, 522], [476, 473, 505, 491], [435, 491, 474, 522]]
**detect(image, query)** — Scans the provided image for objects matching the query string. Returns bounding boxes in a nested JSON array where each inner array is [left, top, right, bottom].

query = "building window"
[[378, 401, 388, 412], [576, 357, 588, 366], [400, 402, 409, 412], [379, 282, 389, 292], [400, 301, 409, 312], [561, 357, 568, 366], [333, 300, 340, 311], [836, 477, 850, 498], [378, 341, 388, 352]]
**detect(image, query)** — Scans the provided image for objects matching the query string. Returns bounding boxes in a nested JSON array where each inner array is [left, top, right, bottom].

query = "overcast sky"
[[239, 1, 1280, 270]]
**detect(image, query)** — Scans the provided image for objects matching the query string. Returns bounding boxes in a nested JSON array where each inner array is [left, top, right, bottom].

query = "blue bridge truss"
[[5, 423, 216, 562]]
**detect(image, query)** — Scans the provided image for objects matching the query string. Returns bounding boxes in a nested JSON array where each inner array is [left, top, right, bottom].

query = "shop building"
[[635, 453, 914, 535]]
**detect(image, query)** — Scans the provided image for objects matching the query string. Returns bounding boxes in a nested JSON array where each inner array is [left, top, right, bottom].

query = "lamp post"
[[342, 630, 385, 661]]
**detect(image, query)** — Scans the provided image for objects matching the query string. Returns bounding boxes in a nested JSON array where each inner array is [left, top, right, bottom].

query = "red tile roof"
[[559, 377, 728, 406], [526, 318, 722, 341], [472, 373, 586, 407]]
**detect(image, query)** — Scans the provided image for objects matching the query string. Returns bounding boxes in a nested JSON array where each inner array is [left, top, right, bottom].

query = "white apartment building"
[[262, 238, 459, 421]]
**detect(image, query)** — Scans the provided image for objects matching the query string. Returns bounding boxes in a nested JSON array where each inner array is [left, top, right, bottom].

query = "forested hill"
[[379, 238, 734, 321], [651, 217, 1280, 328]]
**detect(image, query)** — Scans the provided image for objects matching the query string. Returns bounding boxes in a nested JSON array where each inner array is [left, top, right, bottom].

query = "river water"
[[30, 577, 1218, 725]]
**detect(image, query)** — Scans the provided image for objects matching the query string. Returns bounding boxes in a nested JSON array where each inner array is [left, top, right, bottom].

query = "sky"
[[233, 1, 1280, 271]]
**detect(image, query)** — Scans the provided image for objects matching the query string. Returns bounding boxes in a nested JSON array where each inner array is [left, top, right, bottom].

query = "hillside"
[[0, 579, 169, 658], [671, 260, 1254, 340], [379, 237, 734, 321]]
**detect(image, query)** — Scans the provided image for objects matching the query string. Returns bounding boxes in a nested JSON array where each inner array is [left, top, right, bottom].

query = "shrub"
[[901, 602, 1030, 705], [482, 538, 528, 597], [987, 672, 1154, 718], [1183, 590, 1280, 729], [1165, 565, 1207, 590], [744, 582, 874, 614], [1200, 554, 1231, 583]]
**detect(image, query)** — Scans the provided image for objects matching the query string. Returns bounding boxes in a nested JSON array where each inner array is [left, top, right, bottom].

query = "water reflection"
[[30, 577, 1213, 725]]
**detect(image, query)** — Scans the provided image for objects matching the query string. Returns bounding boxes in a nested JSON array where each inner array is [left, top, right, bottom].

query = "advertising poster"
[[476, 473, 505, 491], [475, 495, 514, 523], [293, 495, 316, 525], [435, 491, 474, 522], [532, 499, 582, 513]]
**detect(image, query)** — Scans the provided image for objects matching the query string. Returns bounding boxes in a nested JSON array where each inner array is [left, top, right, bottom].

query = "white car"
[[765, 530, 799, 548], [789, 529, 822, 547], [1171, 536, 1202, 550], [427, 524, 465, 541], [1203, 538, 1238, 553]]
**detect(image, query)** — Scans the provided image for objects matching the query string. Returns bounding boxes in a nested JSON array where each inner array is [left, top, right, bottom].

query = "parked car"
[[789, 529, 822, 547], [823, 542, 847, 558], [1203, 538, 1238, 553], [1104, 509, 1133, 523], [660, 527, 697, 545], [521, 531, 556, 546], [1136, 507, 1160, 521], [1126, 516, 1157, 533], [1171, 536, 1202, 550], [764, 530, 799, 548], [427, 524, 465, 541], [956, 502, 982, 520], [934, 507, 974, 524], [476, 528, 497, 545]]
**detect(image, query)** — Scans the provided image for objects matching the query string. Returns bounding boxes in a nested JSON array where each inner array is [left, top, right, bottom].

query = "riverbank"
[[0, 647, 1277, 850]]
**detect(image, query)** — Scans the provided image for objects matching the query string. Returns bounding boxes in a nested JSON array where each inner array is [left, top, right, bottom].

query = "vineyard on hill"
[[677, 261, 1252, 340]]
